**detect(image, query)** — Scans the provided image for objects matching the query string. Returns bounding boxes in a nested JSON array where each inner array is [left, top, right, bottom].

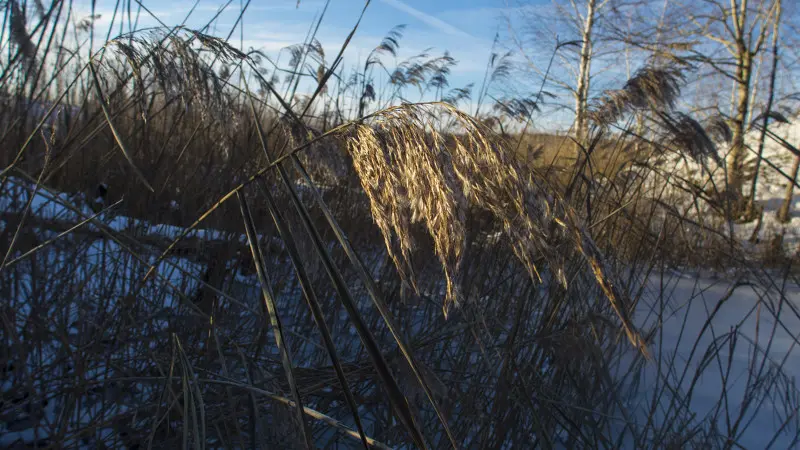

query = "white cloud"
[[378, 0, 475, 41]]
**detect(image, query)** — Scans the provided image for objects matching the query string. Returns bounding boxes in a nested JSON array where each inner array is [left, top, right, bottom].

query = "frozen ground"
[[627, 272, 800, 448], [641, 117, 800, 255], [735, 118, 800, 254], [2, 158, 800, 447]]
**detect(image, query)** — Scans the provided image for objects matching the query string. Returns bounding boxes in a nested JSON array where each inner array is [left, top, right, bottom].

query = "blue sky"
[[65, 0, 585, 127], [40, 0, 800, 131], [79, 0, 543, 94]]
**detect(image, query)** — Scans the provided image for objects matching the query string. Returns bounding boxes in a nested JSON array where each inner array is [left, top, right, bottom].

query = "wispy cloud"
[[378, 0, 474, 40], [193, 1, 325, 13]]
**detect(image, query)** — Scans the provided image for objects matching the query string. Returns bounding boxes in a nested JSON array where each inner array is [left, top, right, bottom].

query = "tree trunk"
[[777, 154, 799, 223], [747, 0, 781, 216], [725, 0, 751, 208], [726, 50, 752, 198], [575, 0, 597, 144]]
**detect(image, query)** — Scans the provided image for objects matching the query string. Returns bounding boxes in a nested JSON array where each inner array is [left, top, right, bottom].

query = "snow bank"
[[638, 117, 799, 255]]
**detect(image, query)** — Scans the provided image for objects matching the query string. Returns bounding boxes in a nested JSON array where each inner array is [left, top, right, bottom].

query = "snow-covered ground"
[[737, 119, 800, 253], [0, 177, 384, 447], [639, 117, 800, 255], [627, 272, 800, 448], [3, 160, 800, 447]]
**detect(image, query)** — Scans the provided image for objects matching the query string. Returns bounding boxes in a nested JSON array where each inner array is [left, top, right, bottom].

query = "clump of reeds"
[[107, 27, 246, 122], [3, 4, 800, 447]]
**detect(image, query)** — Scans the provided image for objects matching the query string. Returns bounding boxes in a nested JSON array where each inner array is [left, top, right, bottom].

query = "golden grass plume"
[[345, 103, 559, 317]]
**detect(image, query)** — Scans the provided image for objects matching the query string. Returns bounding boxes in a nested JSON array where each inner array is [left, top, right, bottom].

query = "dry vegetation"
[[1, 1, 799, 449]]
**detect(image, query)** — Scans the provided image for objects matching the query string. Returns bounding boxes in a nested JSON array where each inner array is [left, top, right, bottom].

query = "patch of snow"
[[638, 117, 799, 255], [626, 274, 800, 448]]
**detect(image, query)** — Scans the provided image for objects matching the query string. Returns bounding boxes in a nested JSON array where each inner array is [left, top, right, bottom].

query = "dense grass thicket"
[[1, 0, 799, 448]]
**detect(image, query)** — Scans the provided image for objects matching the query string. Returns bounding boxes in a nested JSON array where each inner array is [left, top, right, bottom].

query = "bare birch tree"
[[574, 0, 605, 142], [509, 0, 616, 142], [605, 0, 785, 213], [679, 0, 782, 201], [777, 152, 799, 223], [747, 0, 782, 216]]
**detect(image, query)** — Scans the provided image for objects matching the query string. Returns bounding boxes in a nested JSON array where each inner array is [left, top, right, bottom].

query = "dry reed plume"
[[345, 103, 559, 317], [342, 101, 648, 359], [107, 27, 246, 120], [590, 63, 723, 166], [8, 0, 36, 69], [589, 64, 684, 127]]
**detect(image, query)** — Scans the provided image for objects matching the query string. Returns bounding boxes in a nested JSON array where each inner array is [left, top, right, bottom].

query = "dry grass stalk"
[[567, 210, 652, 358], [589, 64, 684, 127], [657, 112, 722, 165]]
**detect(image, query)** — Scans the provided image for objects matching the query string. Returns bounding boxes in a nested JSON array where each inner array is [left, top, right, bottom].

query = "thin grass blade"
[[290, 156, 460, 448], [257, 180, 371, 449], [88, 57, 154, 192], [198, 378, 393, 450], [236, 191, 313, 449], [272, 164, 429, 449]]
